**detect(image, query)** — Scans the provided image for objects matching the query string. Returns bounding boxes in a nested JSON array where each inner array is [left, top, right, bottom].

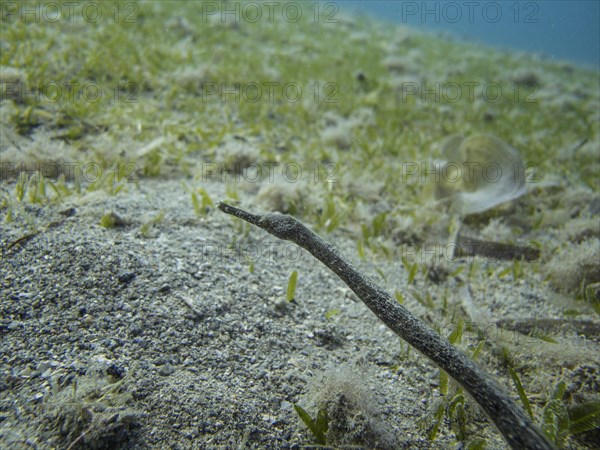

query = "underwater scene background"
[[343, 0, 600, 68], [1, 1, 599, 448]]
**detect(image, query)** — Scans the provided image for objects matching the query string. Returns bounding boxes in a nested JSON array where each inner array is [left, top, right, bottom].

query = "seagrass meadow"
[[1, 1, 599, 448]]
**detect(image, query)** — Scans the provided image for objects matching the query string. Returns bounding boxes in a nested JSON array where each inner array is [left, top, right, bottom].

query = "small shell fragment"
[[434, 134, 527, 215]]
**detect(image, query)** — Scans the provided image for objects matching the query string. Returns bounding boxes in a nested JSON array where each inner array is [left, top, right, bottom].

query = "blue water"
[[340, 1, 600, 69]]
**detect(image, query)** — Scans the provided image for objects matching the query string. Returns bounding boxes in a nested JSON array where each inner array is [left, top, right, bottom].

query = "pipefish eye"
[[435, 134, 527, 215]]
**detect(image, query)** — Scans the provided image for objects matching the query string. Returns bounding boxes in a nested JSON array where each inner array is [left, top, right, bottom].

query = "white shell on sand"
[[434, 134, 527, 215]]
